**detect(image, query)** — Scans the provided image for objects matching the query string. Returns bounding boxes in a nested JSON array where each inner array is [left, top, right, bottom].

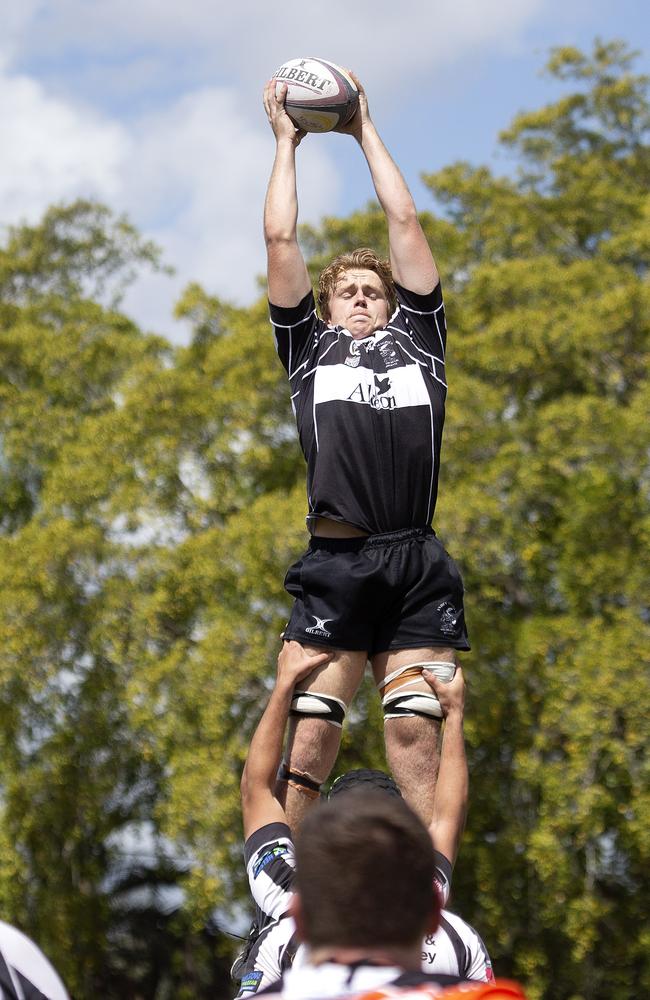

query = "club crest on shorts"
[[436, 601, 459, 635], [305, 615, 333, 638]]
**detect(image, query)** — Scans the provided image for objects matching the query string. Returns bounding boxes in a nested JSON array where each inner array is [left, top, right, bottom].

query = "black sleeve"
[[433, 850, 453, 907], [269, 290, 322, 379], [394, 280, 447, 359]]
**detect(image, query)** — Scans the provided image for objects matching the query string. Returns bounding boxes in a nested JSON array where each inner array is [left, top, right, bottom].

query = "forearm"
[[242, 681, 294, 793], [429, 709, 468, 863], [264, 138, 300, 245], [356, 120, 437, 292], [357, 124, 417, 225]]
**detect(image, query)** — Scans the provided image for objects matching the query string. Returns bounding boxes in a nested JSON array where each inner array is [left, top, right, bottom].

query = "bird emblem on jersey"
[[374, 374, 391, 395]]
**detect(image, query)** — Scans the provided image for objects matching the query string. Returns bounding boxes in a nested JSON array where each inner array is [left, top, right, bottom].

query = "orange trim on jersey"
[[350, 980, 527, 1000]]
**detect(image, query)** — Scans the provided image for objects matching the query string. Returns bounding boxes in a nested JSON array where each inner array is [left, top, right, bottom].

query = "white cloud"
[[0, 68, 130, 223], [120, 87, 339, 334], [0, 64, 338, 340], [0, 0, 553, 340], [8, 1, 548, 100]]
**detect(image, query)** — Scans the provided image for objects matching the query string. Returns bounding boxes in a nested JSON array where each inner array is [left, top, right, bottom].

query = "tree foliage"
[[0, 41, 647, 1000]]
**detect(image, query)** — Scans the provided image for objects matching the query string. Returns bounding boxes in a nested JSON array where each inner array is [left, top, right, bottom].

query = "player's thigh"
[[297, 646, 368, 704], [371, 646, 457, 696]]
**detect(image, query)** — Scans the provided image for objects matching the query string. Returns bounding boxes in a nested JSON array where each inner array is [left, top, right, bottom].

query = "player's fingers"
[[275, 81, 288, 106], [421, 663, 459, 691], [263, 81, 274, 118], [347, 69, 363, 91], [307, 650, 334, 668]]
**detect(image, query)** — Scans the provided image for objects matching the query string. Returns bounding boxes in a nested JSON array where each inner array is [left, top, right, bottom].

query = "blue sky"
[[1, 0, 647, 340]]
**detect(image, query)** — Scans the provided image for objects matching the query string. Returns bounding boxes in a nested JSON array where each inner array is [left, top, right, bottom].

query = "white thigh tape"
[[380, 661, 456, 721], [290, 691, 347, 728]]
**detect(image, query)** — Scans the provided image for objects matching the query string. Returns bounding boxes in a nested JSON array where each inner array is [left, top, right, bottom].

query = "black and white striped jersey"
[[270, 282, 448, 535], [236, 823, 298, 997], [0, 921, 69, 999], [420, 911, 494, 983], [236, 824, 492, 995]]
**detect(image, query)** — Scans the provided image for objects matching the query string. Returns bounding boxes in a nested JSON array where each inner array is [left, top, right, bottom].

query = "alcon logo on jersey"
[[347, 374, 395, 410]]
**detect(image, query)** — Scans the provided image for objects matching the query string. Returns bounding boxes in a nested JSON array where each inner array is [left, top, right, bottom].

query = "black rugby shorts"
[[282, 527, 470, 654]]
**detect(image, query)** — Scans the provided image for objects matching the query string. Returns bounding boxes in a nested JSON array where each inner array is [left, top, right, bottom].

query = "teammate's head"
[[328, 768, 402, 800], [293, 790, 439, 950], [318, 248, 396, 331]]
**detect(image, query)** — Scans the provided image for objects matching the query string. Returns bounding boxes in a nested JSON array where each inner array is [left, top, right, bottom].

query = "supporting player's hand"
[[333, 70, 371, 141], [423, 665, 465, 719], [276, 640, 333, 690], [263, 80, 307, 147]]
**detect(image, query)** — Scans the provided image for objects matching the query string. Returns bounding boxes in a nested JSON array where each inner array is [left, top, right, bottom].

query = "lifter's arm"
[[337, 75, 438, 295], [423, 667, 468, 866], [263, 81, 312, 307], [241, 642, 332, 839]]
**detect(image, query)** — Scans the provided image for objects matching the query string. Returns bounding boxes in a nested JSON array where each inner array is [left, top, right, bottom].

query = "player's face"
[[328, 269, 390, 338]]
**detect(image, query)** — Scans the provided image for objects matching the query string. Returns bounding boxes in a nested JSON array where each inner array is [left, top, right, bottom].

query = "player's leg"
[[279, 647, 368, 831], [371, 646, 457, 826], [369, 528, 469, 825]]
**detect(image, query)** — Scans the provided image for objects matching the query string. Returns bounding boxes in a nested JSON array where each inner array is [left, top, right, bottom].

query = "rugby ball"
[[273, 57, 359, 133]]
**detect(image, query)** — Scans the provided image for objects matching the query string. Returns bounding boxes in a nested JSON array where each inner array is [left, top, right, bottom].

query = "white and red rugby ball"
[[273, 57, 359, 133]]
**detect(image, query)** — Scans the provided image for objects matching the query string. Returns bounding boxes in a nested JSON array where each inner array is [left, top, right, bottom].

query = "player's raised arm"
[[424, 667, 468, 866], [263, 80, 312, 308], [240, 642, 332, 839], [336, 74, 438, 295]]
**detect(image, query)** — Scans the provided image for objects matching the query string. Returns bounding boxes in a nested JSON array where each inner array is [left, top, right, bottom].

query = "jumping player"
[[233, 641, 493, 995], [263, 72, 469, 830]]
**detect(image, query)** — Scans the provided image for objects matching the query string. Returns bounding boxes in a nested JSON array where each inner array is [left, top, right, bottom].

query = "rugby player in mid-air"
[[232, 641, 493, 996], [263, 71, 469, 831]]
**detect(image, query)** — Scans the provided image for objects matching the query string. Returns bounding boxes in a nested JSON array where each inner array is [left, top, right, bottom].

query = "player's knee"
[[384, 714, 441, 756], [378, 661, 455, 724], [285, 713, 343, 780]]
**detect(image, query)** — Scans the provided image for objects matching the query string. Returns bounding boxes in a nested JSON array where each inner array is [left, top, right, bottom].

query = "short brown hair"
[[294, 790, 439, 949], [318, 248, 396, 320]]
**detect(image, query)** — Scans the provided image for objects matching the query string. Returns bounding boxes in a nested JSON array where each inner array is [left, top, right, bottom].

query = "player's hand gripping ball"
[[273, 57, 359, 133]]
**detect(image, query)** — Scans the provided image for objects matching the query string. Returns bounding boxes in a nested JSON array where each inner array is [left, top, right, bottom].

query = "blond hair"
[[318, 248, 396, 320]]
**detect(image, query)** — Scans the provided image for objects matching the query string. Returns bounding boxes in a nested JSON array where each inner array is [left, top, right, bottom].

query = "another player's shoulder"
[[245, 821, 295, 871], [352, 978, 526, 1000], [433, 850, 453, 907], [439, 909, 476, 935]]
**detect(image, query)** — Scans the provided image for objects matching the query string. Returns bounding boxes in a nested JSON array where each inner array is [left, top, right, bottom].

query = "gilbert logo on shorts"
[[305, 615, 333, 638]]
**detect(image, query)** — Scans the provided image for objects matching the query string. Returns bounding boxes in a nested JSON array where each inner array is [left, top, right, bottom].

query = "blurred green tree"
[[0, 39, 647, 1000]]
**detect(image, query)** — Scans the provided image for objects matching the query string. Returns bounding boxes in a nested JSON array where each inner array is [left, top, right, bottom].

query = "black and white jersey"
[[0, 921, 69, 999], [421, 911, 494, 982], [271, 283, 448, 535], [237, 825, 491, 995], [237, 824, 298, 997], [262, 961, 464, 998]]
